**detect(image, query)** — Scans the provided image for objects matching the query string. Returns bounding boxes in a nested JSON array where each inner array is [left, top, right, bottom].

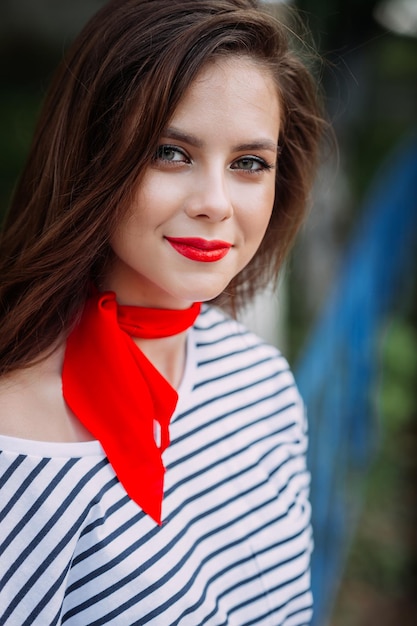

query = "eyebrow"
[[163, 126, 278, 154]]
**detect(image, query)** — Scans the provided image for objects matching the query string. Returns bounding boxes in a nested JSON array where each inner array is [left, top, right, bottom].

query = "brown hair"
[[0, 0, 325, 375]]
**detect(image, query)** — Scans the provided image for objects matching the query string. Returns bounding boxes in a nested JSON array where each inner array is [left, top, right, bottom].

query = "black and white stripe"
[[0, 305, 313, 625]]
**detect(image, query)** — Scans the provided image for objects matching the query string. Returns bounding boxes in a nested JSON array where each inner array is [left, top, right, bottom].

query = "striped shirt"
[[0, 305, 313, 625]]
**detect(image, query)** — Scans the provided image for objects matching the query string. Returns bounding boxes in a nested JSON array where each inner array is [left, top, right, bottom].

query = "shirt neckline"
[[0, 433, 104, 458]]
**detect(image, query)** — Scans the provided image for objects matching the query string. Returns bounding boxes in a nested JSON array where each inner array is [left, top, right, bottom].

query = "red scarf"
[[62, 291, 201, 525]]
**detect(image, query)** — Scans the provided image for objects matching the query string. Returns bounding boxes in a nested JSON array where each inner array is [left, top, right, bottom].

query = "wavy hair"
[[0, 0, 325, 374]]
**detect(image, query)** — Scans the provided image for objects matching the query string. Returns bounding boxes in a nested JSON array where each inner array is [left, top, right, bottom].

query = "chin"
[[177, 280, 232, 304]]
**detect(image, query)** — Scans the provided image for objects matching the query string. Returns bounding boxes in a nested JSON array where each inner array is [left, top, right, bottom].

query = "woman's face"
[[105, 56, 281, 308]]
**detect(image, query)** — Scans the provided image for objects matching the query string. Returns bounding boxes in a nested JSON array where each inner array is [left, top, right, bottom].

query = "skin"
[[104, 56, 280, 309], [0, 56, 281, 442]]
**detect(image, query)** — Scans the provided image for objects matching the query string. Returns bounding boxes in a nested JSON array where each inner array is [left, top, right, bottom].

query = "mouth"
[[165, 237, 232, 263]]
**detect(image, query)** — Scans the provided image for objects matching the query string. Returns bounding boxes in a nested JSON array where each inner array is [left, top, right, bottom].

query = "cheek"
[[133, 170, 183, 222], [243, 187, 275, 243], [108, 210, 146, 266]]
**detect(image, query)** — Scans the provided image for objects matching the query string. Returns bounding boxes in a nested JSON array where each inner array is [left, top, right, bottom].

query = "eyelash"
[[154, 144, 275, 174]]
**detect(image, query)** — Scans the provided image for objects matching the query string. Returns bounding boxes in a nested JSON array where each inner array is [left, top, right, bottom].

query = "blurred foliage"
[[381, 321, 417, 425], [289, 2, 417, 624], [0, 92, 39, 212], [0, 34, 61, 218], [330, 314, 417, 626]]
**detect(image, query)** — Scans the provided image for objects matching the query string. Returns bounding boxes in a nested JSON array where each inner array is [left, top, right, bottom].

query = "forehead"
[[166, 56, 281, 143]]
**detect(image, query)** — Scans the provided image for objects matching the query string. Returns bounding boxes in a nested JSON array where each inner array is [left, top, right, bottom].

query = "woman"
[[0, 0, 324, 624]]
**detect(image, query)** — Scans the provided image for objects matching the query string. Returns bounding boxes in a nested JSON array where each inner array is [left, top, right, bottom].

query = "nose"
[[184, 168, 233, 222]]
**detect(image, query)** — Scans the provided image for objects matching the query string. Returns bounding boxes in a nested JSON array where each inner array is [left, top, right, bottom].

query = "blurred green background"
[[0, 1, 416, 624]]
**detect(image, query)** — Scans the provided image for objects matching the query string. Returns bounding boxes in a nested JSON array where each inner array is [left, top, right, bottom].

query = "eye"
[[154, 144, 189, 163], [231, 156, 274, 173]]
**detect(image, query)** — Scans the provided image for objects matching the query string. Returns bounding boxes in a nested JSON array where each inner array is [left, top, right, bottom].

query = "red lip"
[[165, 237, 232, 262]]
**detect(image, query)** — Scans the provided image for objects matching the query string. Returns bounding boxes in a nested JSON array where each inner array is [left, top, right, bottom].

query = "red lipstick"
[[165, 237, 232, 262]]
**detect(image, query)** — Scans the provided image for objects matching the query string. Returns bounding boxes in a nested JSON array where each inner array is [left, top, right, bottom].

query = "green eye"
[[155, 145, 187, 162], [231, 156, 272, 172], [239, 158, 259, 170]]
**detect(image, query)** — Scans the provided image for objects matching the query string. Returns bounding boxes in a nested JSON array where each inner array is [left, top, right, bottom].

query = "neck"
[[132, 332, 188, 389]]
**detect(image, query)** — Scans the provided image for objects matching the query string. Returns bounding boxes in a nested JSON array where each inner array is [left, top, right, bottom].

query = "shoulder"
[[0, 346, 94, 443], [193, 304, 306, 429], [194, 304, 290, 370]]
